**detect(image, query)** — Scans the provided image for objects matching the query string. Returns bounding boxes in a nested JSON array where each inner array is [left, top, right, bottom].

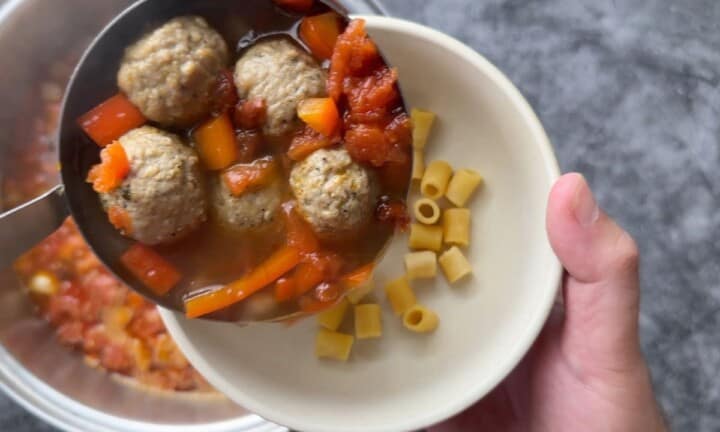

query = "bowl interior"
[[160, 15, 561, 432]]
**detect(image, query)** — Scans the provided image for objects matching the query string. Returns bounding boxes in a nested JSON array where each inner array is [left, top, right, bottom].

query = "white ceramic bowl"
[[161, 15, 562, 432]]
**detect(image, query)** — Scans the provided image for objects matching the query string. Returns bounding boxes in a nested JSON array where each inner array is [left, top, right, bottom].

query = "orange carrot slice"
[[297, 98, 340, 137], [300, 12, 341, 60], [87, 141, 130, 193], [193, 113, 238, 170], [185, 246, 301, 318]]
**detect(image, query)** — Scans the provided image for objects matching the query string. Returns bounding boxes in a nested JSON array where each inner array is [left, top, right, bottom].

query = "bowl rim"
[[160, 14, 563, 432]]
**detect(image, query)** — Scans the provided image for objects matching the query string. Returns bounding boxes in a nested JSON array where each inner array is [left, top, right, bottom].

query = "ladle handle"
[[0, 185, 68, 268]]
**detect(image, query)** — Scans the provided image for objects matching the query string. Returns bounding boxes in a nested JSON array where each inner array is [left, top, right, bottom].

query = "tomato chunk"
[[300, 12, 342, 60], [375, 196, 410, 230], [86, 141, 130, 193], [281, 202, 320, 256], [222, 157, 278, 197], [193, 113, 238, 170], [288, 126, 333, 161], [121, 244, 182, 296], [108, 206, 133, 236], [234, 98, 267, 130], [78, 93, 146, 147], [210, 70, 239, 116], [328, 19, 381, 101]]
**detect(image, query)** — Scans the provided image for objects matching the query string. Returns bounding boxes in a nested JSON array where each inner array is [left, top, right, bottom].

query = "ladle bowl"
[[0, 0, 405, 322]]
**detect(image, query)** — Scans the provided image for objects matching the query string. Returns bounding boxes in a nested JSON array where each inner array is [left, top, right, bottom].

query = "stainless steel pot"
[[0, 0, 386, 430]]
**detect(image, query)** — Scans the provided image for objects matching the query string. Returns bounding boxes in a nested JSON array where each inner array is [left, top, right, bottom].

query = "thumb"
[[546, 173, 643, 373]]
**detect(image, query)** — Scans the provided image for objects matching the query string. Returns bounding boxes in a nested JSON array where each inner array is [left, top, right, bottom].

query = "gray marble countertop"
[[2, 0, 718, 431]]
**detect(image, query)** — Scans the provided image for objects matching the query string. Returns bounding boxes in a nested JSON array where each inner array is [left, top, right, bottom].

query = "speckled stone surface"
[[2, 0, 718, 431]]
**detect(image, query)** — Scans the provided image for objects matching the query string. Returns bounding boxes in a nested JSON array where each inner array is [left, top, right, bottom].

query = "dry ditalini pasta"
[[443, 208, 470, 247], [446, 168, 483, 207], [403, 305, 439, 333], [385, 276, 417, 315], [421, 160, 453, 200], [439, 246, 473, 283], [316, 329, 354, 361], [405, 251, 438, 280], [414, 198, 441, 225], [409, 223, 443, 251], [317, 299, 349, 331], [354, 304, 383, 339]]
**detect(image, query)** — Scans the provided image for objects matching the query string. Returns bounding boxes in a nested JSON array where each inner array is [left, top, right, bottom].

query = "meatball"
[[234, 38, 326, 136], [100, 126, 206, 245], [118, 16, 229, 127], [290, 148, 374, 236], [210, 176, 282, 232]]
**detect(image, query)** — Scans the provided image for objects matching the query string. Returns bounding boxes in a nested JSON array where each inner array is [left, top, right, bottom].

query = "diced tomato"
[[273, 0, 314, 12], [193, 113, 238, 170], [327, 19, 381, 101], [281, 202, 319, 255], [274, 277, 297, 302], [86, 141, 130, 193], [375, 195, 410, 230], [298, 98, 340, 137], [211, 70, 239, 116], [108, 206, 133, 236], [235, 130, 263, 163], [120, 244, 182, 296], [78, 93, 146, 147], [385, 112, 413, 147], [288, 126, 333, 161], [300, 12, 342, 60], [345, 67, 399, 116], [222, 157, 278, 197], [234, 98, 267, 130], [379, 159, 412, 194]]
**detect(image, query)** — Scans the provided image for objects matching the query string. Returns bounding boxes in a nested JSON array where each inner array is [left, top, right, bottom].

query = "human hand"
[[429, 173, 667, 432]]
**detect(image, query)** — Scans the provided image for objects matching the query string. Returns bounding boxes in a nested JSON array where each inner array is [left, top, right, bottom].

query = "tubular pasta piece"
[[403, 305, 439, 333], [414, 198, 441, 225], [438, 246, 473, 284], [404, 251, 437, 280], [443, 208, 471, 247], [446, 169, 483, 207]]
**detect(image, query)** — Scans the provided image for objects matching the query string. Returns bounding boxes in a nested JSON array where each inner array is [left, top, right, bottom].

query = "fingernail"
[[573, 175, 599, 227]]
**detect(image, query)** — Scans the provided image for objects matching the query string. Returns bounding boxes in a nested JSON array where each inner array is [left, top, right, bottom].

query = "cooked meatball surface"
[[290, 148, 374, 236], [234, 38, 326, 136], [210, 176, 282, 232], [101, 126, 206, 245], [118, 16, 229, 127]]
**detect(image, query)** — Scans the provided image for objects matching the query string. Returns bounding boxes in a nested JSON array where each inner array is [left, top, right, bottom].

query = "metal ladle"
[[0, 0, 401, 320]]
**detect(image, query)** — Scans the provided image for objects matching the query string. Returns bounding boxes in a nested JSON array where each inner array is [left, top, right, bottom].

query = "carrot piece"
[[120, 244, 181, 296], [288, 126, 332, 161], [78, 93, 146, 147], [222, 157, 278, 197], [300, 12, 341, 60], [341, 263, 374, 289], [87, 141, 130, 193], [274, 277, 297, 302], [273, 0, 314, 12], [298, 98, 340, 137], [108, 206, 133, 236], [193, 113, 238, 170], [281, 202, 319, 256], [185, 246, 301, 318]]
